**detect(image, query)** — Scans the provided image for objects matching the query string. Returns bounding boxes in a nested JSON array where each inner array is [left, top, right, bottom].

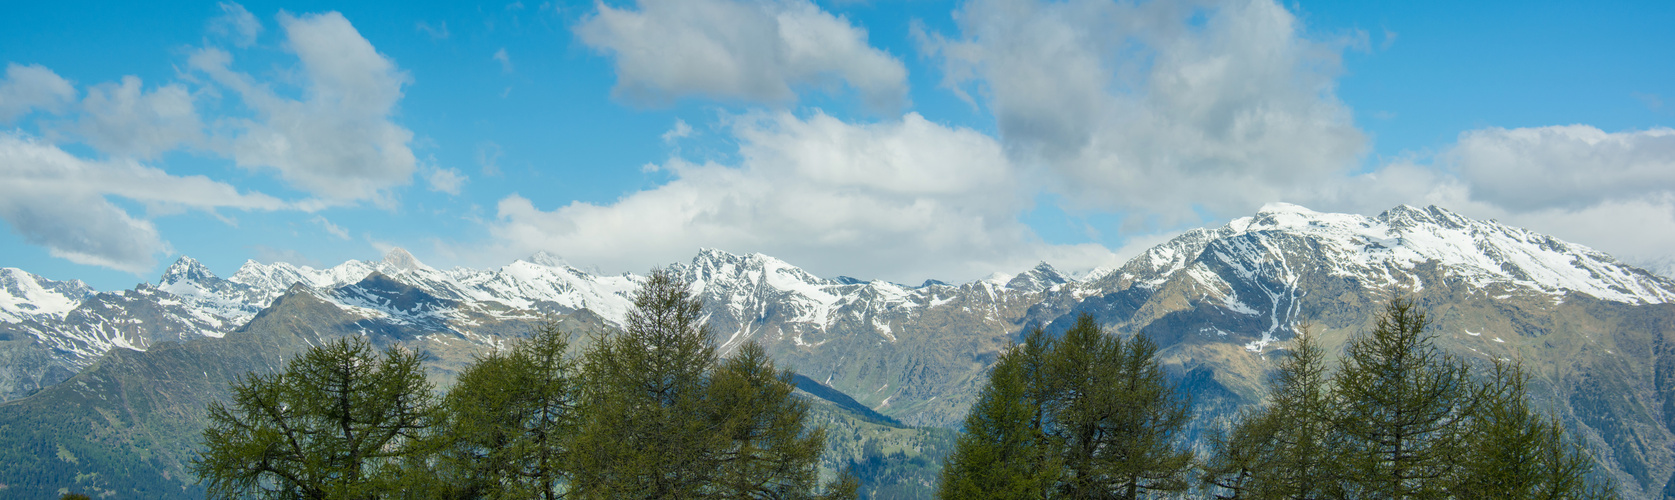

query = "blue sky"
[[2, 0, 1672, 291]]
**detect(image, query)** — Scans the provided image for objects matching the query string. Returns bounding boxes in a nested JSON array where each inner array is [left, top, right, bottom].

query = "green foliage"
[[1452, 360, 1617, 500], [423, 321, 578, 499], [709, 342, 828, 497], [189, 269, 851, 500], [1333, 298, 1473, 499], [1200, 298, 1616, 500], [191, 336, 437, 499], [570, 268, 841, 499], [1201, 325, 1340, 500], [939, 314, 1195, 499], [938, 328, 1059, 499]]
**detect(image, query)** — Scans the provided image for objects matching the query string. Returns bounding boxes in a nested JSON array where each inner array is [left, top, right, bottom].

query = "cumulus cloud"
[[209, 2, 262, 47], [0, 63, 76, 122], [661, 119, 693, 144], [920, 0, 1364, 225], [1447, 125, 1675, 212], [474, 111, 1115, 283], [0, 133, 285, 272], [191, 11, 416, 205], [426, 165, 467, 195], [75, 76, 204, 159], [1302, 125, 1675, 278], [576, 0, 908, 111]]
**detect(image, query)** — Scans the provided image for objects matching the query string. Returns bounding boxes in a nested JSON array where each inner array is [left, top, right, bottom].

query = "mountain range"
[[2, 203, 1673, 498]]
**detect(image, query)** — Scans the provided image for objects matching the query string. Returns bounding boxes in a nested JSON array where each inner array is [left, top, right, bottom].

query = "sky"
[[1, 0, 1672, 291]]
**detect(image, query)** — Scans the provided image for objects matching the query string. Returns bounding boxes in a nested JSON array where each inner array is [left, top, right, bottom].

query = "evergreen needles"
[[192, 268, 854, 500], [944, 298, 1618, 499]]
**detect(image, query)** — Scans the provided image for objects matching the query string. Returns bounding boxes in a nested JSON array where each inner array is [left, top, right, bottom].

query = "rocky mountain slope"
[[2, 203, 1673, 497]]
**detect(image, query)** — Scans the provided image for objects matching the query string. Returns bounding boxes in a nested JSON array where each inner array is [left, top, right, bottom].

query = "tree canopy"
[[1199, 298, 1616, 500], [939, 314, 1195, 499], [195, 268, 853, 500]]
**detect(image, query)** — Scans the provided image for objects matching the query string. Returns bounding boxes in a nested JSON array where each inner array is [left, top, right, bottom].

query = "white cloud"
[[576, 0, 908, 110], [311, 215, 350, 240], [1302, 126, 1675, 279], [475, 111, 1115, 283], [0, 132, 285, 272], [0, 63, 76, 122], [661, 119, 693, 144], [426, 165, 467, 195], [1447, 125, 1675, 212], [493, 48, 513, 73], [920, 0, 1365, 226], [191, 11, 416, 206], [75, 76, 203, 159], [209, 2, 263, 47]]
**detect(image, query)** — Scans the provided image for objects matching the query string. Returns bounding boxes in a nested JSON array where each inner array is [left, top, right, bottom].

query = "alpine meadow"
[[3, 0, 1674, 499]]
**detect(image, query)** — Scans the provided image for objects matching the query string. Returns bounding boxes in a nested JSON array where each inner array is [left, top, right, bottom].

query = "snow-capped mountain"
[[1105, 203, 1673, 303], [1072, 203, 1675, 351], [5, 203, 1673, 403], [0, 268, 94, 324], [5, 203, 1673, 404], [5, 203, 1675, 497]]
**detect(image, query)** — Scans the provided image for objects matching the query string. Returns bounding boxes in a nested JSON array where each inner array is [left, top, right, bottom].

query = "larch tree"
[[1202, 324, 1339, 500], [192, 336, 437, 500], [426, 321, 579, 500], [938, 328, 1061, 500], [1331, 297, 1474, 500], [938, 314, 1194, 500]]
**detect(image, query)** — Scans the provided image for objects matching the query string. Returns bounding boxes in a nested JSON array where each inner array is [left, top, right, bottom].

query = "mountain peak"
[[1378, 204, 1471, 230], [1006, 262, 1070, 291], [528, 251, 566, 268], [159, 256, 218, 285], [1255, 202, 1318, 216], [380, 248, 429, 273]]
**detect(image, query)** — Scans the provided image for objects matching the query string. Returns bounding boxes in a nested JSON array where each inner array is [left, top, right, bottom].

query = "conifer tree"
[[708, 341, 828, 498], [1452, 360, 1616, 500], [938, 314, 1193, 499], [1202, 325, 1339, 500], [193, 337, 437, 500], [1331, 297, 1473, 500], [428, 321, 578, 499], [1201, 409, 1283, 500], [568, 268, 847, 500], [571, 268, 723, 498], [938, 328, 1060, 499], [1052, 318, 1193, 499]]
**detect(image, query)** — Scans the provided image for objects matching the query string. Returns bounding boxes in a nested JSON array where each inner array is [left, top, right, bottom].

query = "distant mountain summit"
[[4, 204, 1675, 497]]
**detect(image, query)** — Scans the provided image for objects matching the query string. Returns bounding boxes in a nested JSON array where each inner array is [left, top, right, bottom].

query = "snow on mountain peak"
[[1256, 202, 1317, 215], [380, 247, 429, 273], [159, 256, 217, 286], [1207, 204, 1675, 305], [0, 268, 93, 322], [1005, 262, 1071, 292], [528, 251, 566, 268]]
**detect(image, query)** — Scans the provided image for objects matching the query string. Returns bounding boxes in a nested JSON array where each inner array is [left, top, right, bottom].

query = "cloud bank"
[[478, 111, 1115, 283], [191, 11, 417, 206], [577, 0, 908, 111], [920, 0, 1366, 226]]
